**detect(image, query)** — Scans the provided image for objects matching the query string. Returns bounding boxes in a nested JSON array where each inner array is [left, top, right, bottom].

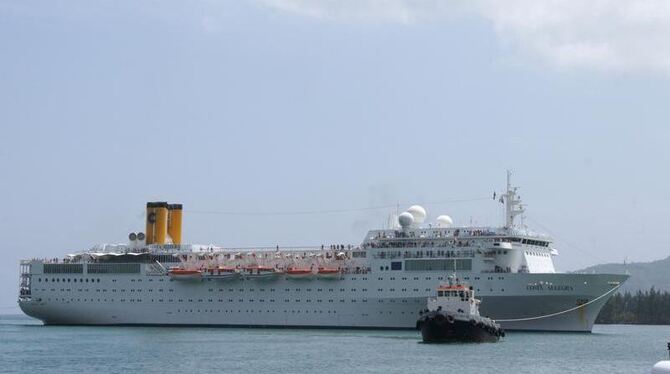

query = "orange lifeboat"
[[317, 267, 340, 274], [286, 267, 313, 278], [168, 267, 202, 280], [317, 267, 340, 278]]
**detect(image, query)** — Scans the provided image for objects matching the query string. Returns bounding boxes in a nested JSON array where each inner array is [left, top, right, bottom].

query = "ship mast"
[[504, 170, 525, 229]]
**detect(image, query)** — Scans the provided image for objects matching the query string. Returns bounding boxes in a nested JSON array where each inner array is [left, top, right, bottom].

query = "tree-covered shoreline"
[[596, 288, 670, 325]]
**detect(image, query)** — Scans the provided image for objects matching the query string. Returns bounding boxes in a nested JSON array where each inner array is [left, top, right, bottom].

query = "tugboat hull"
[[417, 312, 503, 343]]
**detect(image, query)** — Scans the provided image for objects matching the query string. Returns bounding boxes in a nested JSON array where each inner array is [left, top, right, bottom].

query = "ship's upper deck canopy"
[[363, 226, 552, 245]]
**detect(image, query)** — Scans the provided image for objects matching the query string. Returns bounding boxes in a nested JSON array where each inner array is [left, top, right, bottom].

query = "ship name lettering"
[[547, 285, 574, 291]]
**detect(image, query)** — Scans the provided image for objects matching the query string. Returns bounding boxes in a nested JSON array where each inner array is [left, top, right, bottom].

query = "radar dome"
[[407, 205, 427, 224], [398, 212, 414, 228], [436, 215, 453, 227]]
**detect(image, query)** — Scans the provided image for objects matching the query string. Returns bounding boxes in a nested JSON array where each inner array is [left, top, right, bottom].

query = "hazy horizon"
[[2, 0, 670, 314]]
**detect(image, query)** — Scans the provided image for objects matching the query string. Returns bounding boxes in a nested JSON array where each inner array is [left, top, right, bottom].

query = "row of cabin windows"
[[35, 287, 436, 294], [38, 278, 100, 283], [372, 250, 476, 258], [45, 298, 422, 304], [87, 263, 141, 274], [43, 264, 84, 274], [40, 287, 507, 300], [497, 237, 550, 247], [35, 288, 165, 293], [42, 264, 153, 274], [34, 280, 506, 297], [525, 251, 550, 257], [176, 309, 412, 315], [178, 309, 344, 314], [405, 259, 473, 271], [37, 283, 504, 296], [36, 278, 164, 283], [35, 276, 467, 285], [438, 290, 469, 298], [173, 309, 411, 316], [378, 260, 474, 272], [523, 239, 549, 247], [34, 274, 488, 283], [35, 275, 507, 293], [461, 276, 505, 281]]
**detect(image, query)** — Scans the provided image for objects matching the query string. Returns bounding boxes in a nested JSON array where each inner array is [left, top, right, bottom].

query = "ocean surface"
[[1, 314, 668, 374]]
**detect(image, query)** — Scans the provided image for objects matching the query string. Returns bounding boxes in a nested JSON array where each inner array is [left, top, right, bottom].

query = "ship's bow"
[[484, 273, 629, 332]]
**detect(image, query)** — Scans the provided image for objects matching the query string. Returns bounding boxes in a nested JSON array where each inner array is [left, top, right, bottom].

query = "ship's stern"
[[17, 260, 46, 323]]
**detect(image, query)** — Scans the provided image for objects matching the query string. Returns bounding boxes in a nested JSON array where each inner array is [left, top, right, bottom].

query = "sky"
[[1, 0, 670, 313]]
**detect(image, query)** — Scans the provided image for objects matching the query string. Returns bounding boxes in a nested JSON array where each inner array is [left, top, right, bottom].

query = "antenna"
[[504, 170, 525, 229]]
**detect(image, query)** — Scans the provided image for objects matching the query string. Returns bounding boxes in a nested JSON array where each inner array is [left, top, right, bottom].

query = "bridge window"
[[405, 259, 472, 271], [44, 264, 84, 274]]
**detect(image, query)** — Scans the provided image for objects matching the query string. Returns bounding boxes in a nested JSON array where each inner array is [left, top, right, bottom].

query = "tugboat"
[[416, 277, 504, 343]]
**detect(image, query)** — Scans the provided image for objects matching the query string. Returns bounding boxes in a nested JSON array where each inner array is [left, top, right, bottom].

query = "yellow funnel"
[[168, 204, 183, 245], [154, 202, 169, 245], [145, 202, 158, 245]]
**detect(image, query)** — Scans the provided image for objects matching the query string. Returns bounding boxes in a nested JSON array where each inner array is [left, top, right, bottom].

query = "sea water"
[[1, 314, 668, 374]]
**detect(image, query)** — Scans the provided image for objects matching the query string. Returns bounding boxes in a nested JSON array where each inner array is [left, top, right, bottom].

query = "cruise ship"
[[18, 173, 628, 331]]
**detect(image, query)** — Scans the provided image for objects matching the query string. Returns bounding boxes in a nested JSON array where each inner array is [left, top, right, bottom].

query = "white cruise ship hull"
[[19, 269, 628, 332], [19, 177, 628, 332]]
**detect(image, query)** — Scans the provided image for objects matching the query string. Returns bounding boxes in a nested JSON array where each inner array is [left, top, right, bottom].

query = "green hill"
[[574, 256, 670, 292]]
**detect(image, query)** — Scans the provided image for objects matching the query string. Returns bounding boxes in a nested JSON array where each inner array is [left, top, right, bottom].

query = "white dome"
[[407, 205, 427, 224], [398, 212, 414, 228], [436, 215, 453, 227], [652, 361, 670, 374]]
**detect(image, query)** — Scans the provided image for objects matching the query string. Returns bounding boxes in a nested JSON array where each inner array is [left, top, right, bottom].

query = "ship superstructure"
[[18, 173, 628, 331]]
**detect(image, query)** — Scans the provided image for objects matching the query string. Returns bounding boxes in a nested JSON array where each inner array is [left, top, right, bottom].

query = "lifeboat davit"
[[286, 267, 313, 278], [168, 268, 202, 280]]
